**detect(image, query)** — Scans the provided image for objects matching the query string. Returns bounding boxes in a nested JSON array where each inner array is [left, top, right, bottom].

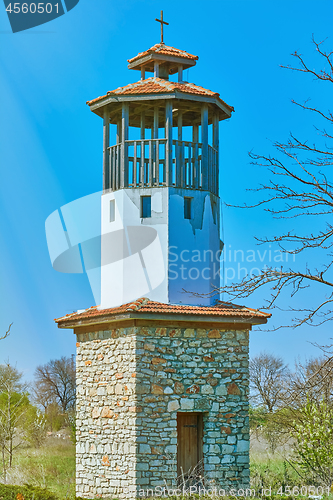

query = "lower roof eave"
[[56, 311, 269, 330]]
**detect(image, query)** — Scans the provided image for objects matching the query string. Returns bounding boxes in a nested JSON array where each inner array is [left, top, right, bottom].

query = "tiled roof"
[[87, 77, 234, 112], [127, 44, 198, 64], [55, 297, 270, 325]]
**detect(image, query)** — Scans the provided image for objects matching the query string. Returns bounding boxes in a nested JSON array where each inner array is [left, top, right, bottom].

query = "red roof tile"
[[55, 297, 270, 325], [87, 77, 234, 113], [127, 44, 198, 64]]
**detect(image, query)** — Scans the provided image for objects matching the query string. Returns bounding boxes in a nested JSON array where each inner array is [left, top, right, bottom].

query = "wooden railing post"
[[103, 108, 110, 191], [177, 111, 183, 187], [153, 106, 159, 185], [193, 125, 199, 189], [121, 102, 129, 188], [140, 111, 145, 187]]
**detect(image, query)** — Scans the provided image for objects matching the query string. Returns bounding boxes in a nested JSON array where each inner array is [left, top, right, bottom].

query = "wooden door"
[[177, 412, 203, 484]]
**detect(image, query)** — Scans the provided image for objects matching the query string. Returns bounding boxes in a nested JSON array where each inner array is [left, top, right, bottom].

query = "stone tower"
[[56, 23, 270, 500]]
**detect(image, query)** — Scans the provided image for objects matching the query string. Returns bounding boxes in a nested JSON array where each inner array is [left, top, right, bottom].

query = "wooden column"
[[116, 120, 122, 143], [201, 104, 209, 191], [178, 65, 183, 82], [152, 106, 159, 186], [103, 108, 110, 191], [177, 110, 183, 187], [140, 111, 145, 140], [154, 62, 159, 78], [121, 102, 129, 189], [193, 124, 199, 189], [213, 114, 219, 196], [140, 111, 145, 187], [153, 106, 159, 139], [165, 100, 173, 185], [141, 67, 145, 80], [115, 120, 122, 190]]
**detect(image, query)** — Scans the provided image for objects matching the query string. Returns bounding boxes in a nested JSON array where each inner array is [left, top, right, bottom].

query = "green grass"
[[4, 438, 76, 499], [250, 454, 306, 493], [1, 434, 332, 499]]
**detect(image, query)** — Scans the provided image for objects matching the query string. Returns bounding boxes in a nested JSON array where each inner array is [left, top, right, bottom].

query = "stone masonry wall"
[[76, 325, 250, 499]]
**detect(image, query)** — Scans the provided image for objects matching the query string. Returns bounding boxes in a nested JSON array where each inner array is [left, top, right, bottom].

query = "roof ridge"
[[125, 297, 149, 311], [151, 77, 175, 90]]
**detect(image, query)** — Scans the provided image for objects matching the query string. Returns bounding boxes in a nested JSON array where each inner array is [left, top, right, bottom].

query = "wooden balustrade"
[[107, 139, 218, 195]]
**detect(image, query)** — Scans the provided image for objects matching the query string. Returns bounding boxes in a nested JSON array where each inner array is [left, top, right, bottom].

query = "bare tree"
[[250, 352, 289, 412], [0, 363, 29, 481], [218, 37, 333, 329], [0, 324, 12, 341], [286, 356, 333, 408], [34, 356, 75, 413]]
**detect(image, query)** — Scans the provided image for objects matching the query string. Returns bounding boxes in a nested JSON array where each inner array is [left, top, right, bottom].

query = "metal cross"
[[155, 10, 169, 44]]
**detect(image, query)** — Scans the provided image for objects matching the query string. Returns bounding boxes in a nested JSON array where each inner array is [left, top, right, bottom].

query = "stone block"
[[151, 384, 164, 395], [221, 454, 235, 464], [144, 343, 155, 351], [237, 440, 249, 452], [222, 444, 234, 454], [92, 407, 100, 419], [102, 455, 110, 466], [227, 382, 241, 395], [137, 462, 149, 471], [221, 426, 231, 434], [208, 330, 221, 338], [185, 384, 199, 394], [184, 329, 195, 338], [209, 444, 220, 453], [136, 384, 150, 394], [115, 383, 123, 395], [195, 398, 210, 410], [180, 399, 194, 410], [139, 444, 151, 454], [151, 357, 167, 365], [167, 400, 180, 412], [101, 406, 113, 418], [165, 444, 177, 454], [201, 385, 214, 395], [216, 385, 227, 396]]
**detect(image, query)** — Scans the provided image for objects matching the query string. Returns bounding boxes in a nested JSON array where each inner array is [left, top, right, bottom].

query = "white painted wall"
[[168, 188, 221, 306], [100, 188, 168, 309], [100, 186, 222, 309]]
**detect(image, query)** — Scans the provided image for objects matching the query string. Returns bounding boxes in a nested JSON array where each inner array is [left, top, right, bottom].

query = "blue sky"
[[0, 0, 332, 381]]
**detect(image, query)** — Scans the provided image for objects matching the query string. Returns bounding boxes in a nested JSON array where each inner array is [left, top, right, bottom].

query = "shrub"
[[293, 398, 333, 486], [0, 483, 58, 500]]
